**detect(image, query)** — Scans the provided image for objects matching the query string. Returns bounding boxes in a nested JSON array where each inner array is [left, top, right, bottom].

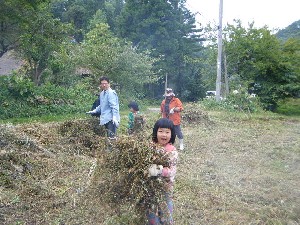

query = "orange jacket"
[[161, 97, 183, 125]]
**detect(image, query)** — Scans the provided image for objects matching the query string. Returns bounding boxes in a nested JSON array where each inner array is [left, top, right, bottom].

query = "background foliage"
[[0, 75, 93, 120], [0, 0, 299, 120]]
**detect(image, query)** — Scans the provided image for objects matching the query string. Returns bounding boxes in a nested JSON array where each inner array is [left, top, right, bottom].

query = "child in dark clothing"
[[127, 101, 144, 135]]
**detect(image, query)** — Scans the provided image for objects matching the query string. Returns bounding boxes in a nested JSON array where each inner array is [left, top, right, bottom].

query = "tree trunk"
[[33, 62, 43, 86]]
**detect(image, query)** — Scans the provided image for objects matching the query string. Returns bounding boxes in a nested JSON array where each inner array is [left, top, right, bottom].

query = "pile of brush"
[[58, 118, 107, 156], [101, 136, 169, 217], [181, 103, 212, 126]]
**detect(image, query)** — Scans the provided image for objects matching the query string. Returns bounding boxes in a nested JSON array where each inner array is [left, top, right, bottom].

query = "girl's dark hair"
[[128, 101, 139, 111], [152, 118, 176, 144]]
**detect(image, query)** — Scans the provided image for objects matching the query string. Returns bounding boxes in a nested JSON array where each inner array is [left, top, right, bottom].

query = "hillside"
[[1, 106, 300, 224], [276, 19, 300, 42]]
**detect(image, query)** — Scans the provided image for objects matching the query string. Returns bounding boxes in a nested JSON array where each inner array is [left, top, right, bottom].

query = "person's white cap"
[[164, 88, 175, 97]]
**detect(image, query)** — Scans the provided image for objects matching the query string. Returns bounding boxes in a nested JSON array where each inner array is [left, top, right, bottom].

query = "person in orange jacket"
[[160, 88, 184, 150]]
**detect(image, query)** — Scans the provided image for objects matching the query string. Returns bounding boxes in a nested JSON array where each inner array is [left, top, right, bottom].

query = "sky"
[[185, 0, 300, 30]]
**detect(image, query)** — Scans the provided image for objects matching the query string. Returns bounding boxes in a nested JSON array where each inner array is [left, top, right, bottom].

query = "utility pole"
[[216, 0, 223, 101], [164, 73, 168, 101], [165, 73, 168, 91]]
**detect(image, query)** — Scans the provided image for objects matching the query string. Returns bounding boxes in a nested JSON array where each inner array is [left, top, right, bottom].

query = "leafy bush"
[[225, 91, 263, 113], [201, 91, 264, 113], [275, 98, 300, 116], [0, 75, 95, 120]]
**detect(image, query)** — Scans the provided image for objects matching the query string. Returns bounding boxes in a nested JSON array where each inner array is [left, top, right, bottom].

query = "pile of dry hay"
[[0, 117, 108, 190], [0, 106, 212, 223], [181, 103, 213, 126], [98, 135, 172, 221], [0, 118, 113, 224], [0, 117, 176, 223]]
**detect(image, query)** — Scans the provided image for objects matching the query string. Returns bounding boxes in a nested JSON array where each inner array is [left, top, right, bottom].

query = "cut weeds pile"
[[1, 104, 300, 224]]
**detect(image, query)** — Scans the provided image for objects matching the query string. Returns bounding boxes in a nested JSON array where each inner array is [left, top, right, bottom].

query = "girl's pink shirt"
[[160, 143, 178, 183]]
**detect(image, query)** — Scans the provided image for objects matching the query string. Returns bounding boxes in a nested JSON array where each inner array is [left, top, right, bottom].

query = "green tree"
[[223, 21, 299, 110], [0, 0, 50, 56], [0, 0, 18, 56], [103, 0, 125, 33], [17, 3, 71, 85], [280, 38, 300, 98], [51, 0, 106, 42], [43, 40, 79, 87], [50, 0, 123, 42], [78, 23, 157, 96], [117, 0, 204, 100]]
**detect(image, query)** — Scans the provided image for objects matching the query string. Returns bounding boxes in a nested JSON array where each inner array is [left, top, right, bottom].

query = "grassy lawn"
[[176, 110, 300, 224], [1, 105, 299, 224]]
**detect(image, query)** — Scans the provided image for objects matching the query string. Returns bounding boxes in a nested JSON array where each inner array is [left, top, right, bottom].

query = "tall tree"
[[117, 0, 204, 99], [50, 0, 106, 42], [18, 2, 71, 85], [78, 23, 157, 95], [0, 0, 50, 56], [50, 0, 124, 42]]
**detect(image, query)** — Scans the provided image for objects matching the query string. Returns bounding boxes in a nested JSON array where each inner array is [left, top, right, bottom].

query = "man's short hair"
[[100, 76, 110, 83]]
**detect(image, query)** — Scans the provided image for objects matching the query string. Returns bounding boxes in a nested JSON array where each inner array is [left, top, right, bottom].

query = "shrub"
[[275, 98, 300, 116], [201, 91, 264, 113], [0, 75, 95, 120]]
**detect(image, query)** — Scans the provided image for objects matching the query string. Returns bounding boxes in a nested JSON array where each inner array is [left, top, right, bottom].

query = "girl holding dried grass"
[[146, 118, 178, 225]]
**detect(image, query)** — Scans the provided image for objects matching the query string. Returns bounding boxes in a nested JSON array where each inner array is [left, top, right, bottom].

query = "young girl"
[[147, 118, 178, 225]]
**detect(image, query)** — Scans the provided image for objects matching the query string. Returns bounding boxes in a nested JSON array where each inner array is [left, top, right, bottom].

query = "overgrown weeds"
[[0, 103, 299, 224]]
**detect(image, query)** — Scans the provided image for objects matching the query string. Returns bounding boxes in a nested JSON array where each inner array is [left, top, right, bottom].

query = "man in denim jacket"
[[87, 76, 120, 138]]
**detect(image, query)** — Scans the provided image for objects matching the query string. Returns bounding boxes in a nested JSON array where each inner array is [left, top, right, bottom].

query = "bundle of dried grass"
[[181, 103, 212, 126], [101, 136, 169, 219], [59, 118, 106, 137], [58, 118, 107, 156]]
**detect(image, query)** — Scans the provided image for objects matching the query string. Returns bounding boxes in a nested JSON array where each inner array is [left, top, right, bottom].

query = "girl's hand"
[[148, 164, 163, 177]]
